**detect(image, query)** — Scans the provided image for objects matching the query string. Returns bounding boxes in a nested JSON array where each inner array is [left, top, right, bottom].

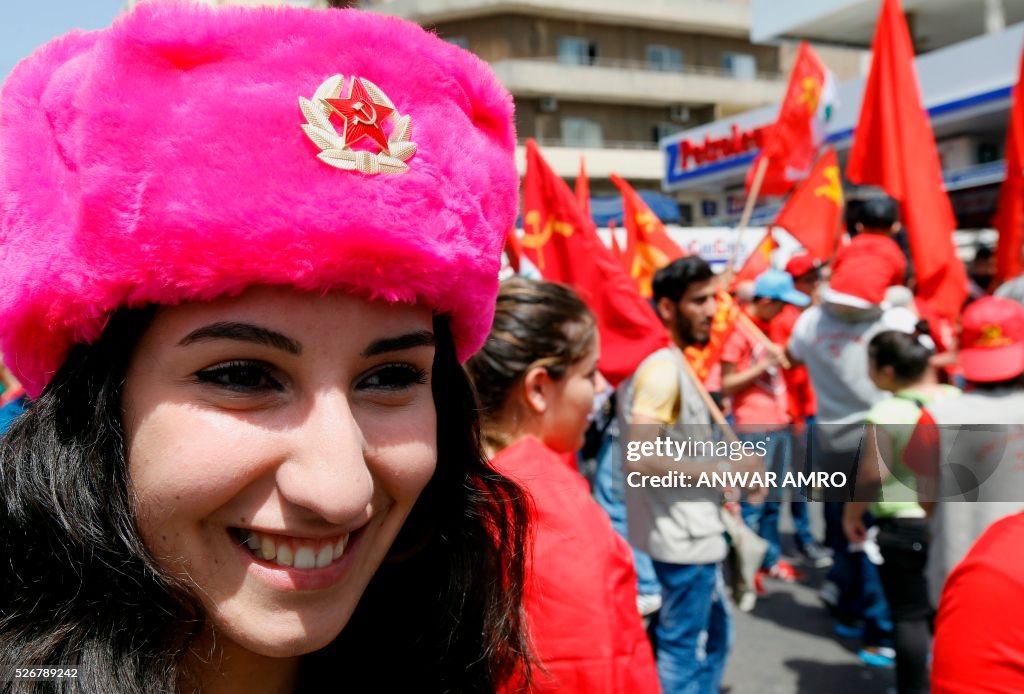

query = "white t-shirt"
[[788, 303, 890, 452]]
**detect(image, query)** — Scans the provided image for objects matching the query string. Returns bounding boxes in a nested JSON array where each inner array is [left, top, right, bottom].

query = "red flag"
[[611, 173, 686, 298], [774, 149, 844, 261], [576, 156, 592, 223], [522, 140, 670, 385], [748, 42, 836, 197], [994, 48, 1024, 284], [731, 229, 779, 289], [607, 220, 627, 267], [504, 228, 523, 274], [846, 0, 967, 318]]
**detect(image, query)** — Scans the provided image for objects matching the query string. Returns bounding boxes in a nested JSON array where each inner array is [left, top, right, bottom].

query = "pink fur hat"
[[0, 2, 517, 397]]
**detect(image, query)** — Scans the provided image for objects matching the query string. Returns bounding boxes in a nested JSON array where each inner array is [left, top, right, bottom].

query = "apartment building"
[[361, 0, 785, 200]]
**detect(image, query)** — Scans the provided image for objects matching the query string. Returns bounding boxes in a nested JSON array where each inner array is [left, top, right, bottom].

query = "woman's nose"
[[275, 389, 373, 526]]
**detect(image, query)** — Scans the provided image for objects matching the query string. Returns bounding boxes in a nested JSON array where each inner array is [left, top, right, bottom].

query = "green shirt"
[[865, 384, 960, 518]]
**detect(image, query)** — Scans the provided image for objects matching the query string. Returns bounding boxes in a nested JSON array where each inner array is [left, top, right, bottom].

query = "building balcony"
[[517, 138, 664, 181], [361, 0, 751, 36], [492, 57, 784, 109]]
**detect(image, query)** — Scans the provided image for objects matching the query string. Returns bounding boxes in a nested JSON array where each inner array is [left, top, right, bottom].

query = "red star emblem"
[[323, 78, 395, 154]]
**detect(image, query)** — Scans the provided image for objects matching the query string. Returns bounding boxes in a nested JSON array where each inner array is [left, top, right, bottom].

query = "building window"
[[557, 37, 598, 65], [652, 123, 684, 144], [561, 117, 603, 147], [647, 45, 683, 72], [444, 36, 469, 50], [722, 52, 757, 80]]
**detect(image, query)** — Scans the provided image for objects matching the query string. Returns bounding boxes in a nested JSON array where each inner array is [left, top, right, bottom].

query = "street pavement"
[[720, 504, 897, 694]]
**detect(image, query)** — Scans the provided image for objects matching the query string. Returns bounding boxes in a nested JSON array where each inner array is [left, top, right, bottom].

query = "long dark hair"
[[0, 308, 531, 692], [466, 278, 595, 450]]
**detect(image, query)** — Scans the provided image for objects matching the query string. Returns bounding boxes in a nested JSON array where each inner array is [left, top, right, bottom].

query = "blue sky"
[[1, 0, 124, 78]]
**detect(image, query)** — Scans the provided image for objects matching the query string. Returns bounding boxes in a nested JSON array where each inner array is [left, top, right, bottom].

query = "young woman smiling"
[[0, 4, 530, 692]]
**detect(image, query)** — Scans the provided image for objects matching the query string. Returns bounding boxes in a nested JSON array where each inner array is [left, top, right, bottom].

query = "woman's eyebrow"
[[178, 322, 302, 354], [362, 330, 436, 357]]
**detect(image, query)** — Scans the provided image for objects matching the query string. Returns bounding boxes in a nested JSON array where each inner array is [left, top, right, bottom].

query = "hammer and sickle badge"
[[298, 75, 418, 175]]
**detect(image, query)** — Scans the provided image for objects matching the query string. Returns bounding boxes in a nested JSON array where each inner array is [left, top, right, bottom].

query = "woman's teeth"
[[237, 529, 349, 569]]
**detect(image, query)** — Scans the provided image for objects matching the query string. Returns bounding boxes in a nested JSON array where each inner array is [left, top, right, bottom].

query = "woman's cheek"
[[129, 405, 275, 527], [359, 406, 437, 500]]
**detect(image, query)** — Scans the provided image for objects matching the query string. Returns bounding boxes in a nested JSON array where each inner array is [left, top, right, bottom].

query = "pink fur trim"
[[0, 3, 516, 396]]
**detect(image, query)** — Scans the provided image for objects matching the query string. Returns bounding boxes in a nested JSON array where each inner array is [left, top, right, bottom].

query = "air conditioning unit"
[[669, 105, 691, 123], [539, 97, 559, 113]]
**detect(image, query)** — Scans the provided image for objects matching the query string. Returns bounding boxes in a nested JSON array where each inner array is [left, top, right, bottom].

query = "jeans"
[[824, 501, 893, 645], [651, 560, 732, 694], [592, 420, 662, 596], [739, 428, 792, 569], [790, 416, 817, 547]]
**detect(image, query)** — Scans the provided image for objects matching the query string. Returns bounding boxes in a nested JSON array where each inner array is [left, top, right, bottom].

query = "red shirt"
[[770, 303, 817, 424], [721, 311, 790, 429], [492, 437, 660, 694], [932, 513, 1024, 693]]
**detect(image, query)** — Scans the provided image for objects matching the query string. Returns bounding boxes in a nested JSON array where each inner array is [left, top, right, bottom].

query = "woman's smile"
[[228, 525, 369, 592]]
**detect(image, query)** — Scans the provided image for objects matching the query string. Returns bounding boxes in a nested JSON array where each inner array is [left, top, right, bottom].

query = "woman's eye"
[[194, 361, 283, 392], [358, 364, 429, 392]]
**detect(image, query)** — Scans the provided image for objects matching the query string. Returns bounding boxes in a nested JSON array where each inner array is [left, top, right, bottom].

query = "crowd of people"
[[1, 3, 1023, 694]]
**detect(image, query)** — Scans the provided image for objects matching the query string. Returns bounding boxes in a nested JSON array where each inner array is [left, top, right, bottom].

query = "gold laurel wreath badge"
[[299, 75, 416, 175]]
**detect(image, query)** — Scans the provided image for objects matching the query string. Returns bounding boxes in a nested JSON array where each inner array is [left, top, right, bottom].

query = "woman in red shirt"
[[467, 278, 660, 693]]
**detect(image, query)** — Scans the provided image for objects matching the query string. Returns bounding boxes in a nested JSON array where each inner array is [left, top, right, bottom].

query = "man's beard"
[[674, 310, 708, 348]]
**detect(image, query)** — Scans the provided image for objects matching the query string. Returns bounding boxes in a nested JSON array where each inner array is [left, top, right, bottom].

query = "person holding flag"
[[622, 256, 764, 694], [721, 270, 811, 592]]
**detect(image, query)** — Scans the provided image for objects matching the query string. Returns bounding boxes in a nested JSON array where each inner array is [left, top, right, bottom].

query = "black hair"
[[868, 325, 934, 384], [466, 278, 595, 450], [857, 196, 900, 230], [973, 245, 994, 262], [652, 256, 714, 304], [0, 309, 532, 692]]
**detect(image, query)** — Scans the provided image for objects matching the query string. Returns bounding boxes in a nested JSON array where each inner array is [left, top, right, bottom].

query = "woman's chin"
[[209, 607, 354, 659]]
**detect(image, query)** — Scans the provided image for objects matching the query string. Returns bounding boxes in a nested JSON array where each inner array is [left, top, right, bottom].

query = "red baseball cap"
[[785, 252, 820, 279], [960, 297, 1024, 382]]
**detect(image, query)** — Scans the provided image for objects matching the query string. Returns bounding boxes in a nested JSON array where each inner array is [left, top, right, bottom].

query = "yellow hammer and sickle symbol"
[[635, 211, 660, 240], [814, 166, 843, 206], [351, 100, 378, 126], [522, 210, 574, 270], [799, 76, 821, 115]]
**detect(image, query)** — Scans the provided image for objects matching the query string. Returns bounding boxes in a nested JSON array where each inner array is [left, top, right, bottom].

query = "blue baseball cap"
[[753, 269, 811, 307]]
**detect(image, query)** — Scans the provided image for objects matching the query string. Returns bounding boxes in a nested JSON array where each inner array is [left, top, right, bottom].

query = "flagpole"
[[737, 312, 791, 369], [728, 155, 770, 271], [676, 346, 739, 444]]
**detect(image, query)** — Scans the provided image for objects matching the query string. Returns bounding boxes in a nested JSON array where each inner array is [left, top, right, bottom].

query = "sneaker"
[[768, 559, 804, 582], [798, 541, 834, 568], [737, 590, 757, 612], [636, 592, 662, 617], [859, 646, 896, 668]]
